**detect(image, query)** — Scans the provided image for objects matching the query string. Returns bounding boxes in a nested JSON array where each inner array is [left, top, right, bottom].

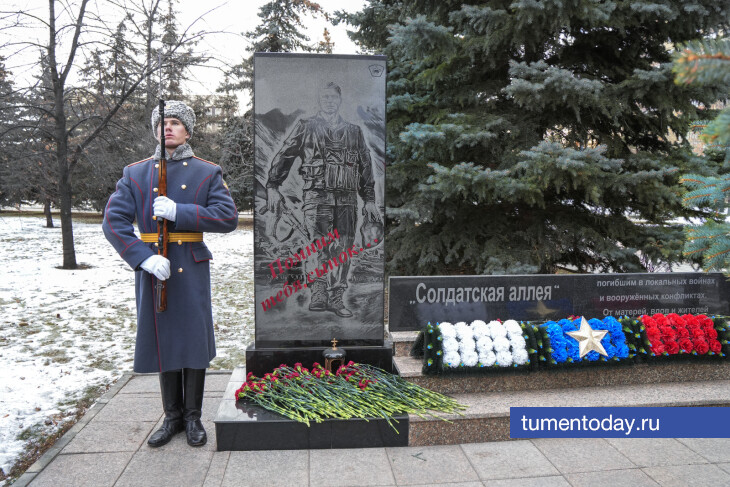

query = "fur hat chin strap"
[[151, 100, 196, 138]]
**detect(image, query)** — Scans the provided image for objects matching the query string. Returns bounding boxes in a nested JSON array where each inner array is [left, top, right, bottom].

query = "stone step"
[[408, 379, 730, 445], [395, 355, 730, 395], [390, 330, 419, 357]]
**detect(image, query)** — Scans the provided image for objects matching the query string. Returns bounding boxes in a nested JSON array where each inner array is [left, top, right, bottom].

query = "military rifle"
[[155, 53, 169, 312]]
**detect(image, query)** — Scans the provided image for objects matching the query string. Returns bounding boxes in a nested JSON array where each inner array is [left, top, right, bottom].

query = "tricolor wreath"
[[417, 314, 729, 375]]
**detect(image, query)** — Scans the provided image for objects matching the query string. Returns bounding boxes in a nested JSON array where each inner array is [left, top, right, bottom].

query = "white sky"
[[1, 0, 367, 110], [176, 0, 367, 103]]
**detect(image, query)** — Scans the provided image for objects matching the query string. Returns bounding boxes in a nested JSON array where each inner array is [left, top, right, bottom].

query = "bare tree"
[[1, 0, 214, 268]]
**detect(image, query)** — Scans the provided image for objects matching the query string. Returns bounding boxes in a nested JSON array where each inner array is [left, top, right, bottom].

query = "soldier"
[[266, 82, 381, 317], [102, 101, 238, 448]]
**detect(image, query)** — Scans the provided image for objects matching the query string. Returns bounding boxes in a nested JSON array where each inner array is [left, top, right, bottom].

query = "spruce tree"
[[345, 0, 730, 275], [675, 37, 730, 271], [216, 0, 328, 209], [220, 0, 325, 92], [0, 56, 28, 207]]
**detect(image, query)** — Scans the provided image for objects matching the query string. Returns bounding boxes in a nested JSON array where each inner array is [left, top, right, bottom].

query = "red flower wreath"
[[640, 313, 722, 357]]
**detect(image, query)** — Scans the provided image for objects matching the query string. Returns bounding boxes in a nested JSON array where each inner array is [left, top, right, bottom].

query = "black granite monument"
[[246, 52, 392, 375], [389, 272, 730, 331], [216, 54, 405, 451]]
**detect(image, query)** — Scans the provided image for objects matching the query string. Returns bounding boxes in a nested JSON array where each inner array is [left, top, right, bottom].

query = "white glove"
[[140, 255, 171, 281], [153, 196, 177, 221]]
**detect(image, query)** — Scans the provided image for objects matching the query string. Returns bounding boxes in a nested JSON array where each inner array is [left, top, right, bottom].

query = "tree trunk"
[[58, 166, 77, 269], [55, 90, 77, 269], [44, 198, 54, 227]]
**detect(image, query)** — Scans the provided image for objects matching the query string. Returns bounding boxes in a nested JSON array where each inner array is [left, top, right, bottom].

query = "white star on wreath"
[[566, 317, 609, 358]]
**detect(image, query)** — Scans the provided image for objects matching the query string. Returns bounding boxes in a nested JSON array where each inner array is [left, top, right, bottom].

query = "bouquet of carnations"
[[235, 361, 466, 432]]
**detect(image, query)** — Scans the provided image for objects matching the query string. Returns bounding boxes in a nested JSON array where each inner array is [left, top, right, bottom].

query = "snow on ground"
[[0, 215, 254, 474]]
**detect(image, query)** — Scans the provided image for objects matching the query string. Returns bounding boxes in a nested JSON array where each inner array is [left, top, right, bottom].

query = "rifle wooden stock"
[[156, 98, 168, 312]]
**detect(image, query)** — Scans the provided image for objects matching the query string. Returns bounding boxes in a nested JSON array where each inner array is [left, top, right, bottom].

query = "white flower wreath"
[[438, 319, 529, 368]]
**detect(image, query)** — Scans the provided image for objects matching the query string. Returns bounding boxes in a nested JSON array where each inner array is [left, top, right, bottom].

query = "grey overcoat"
[[103, 153, 238, 372]]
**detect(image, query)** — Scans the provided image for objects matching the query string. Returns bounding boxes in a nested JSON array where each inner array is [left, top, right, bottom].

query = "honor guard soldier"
[[103, 100, 238, 448]]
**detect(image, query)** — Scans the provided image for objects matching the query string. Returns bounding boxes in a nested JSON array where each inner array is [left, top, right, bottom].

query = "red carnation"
[[660, 326, 677, 340], [641, 316, 656, 327], [664, 340, 680, 355], [650, 343, 665, 355], [694, 339, 710, 355], [683, 315, 700, 327], [679, 338, 694, 353], [676, 327, 690, 339], [705, 327, 719, 340], [646, 328, 662, 343], [691, 329, 706, 340], [697, 315, 713, 327], [668, 314, 685, 327], [656, 316, 670, 327], [710, 340, 722, 354]]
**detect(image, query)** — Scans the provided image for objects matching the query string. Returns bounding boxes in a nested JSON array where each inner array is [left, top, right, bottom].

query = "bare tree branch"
[[59, 0, 89, 84]]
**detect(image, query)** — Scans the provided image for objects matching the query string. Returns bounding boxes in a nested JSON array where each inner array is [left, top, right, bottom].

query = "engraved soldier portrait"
[[265, 81, 382, 318], [253, 54, 386, 346]]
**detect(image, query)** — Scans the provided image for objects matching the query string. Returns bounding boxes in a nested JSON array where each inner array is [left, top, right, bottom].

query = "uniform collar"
[[153, 143, 194, 161], [315, 112, 346, 128]]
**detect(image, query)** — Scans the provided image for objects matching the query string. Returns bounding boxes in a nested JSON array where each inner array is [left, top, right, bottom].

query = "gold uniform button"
[[177, 240, 182, 245], [154, 242, 158, 247], [153, 187, 158, 192], [181, 184, 187, 190], [152, 215, 157, 220], [183, 162, 188, 166], [178, 268, 183, 273], [155, 163, 159, 168]]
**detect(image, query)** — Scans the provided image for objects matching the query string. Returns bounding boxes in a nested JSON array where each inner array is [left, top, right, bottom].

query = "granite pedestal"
[[244, 340, 396, 377], [215, 399, 408, 451]]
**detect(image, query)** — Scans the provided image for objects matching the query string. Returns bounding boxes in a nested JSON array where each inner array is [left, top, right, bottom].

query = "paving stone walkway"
[[13, 372, 730, 487]]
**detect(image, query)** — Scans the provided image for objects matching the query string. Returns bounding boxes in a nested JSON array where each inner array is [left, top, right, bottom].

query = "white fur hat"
[[151, 100, 196, 138]]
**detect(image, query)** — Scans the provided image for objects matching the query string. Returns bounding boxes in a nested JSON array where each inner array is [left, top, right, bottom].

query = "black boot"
[[309, 280, 328, 311], [183, 368, 207, 447], [148, 370, 184, 447], [329, 288, 353, 317]]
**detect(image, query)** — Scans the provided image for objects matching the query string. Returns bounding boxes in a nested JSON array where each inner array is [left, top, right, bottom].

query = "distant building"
[[187, 95, 235, 134]]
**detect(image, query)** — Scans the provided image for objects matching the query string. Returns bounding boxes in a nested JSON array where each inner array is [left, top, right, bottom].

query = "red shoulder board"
[[128, 157, 153, 168], [193, 157, 219, 167]]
